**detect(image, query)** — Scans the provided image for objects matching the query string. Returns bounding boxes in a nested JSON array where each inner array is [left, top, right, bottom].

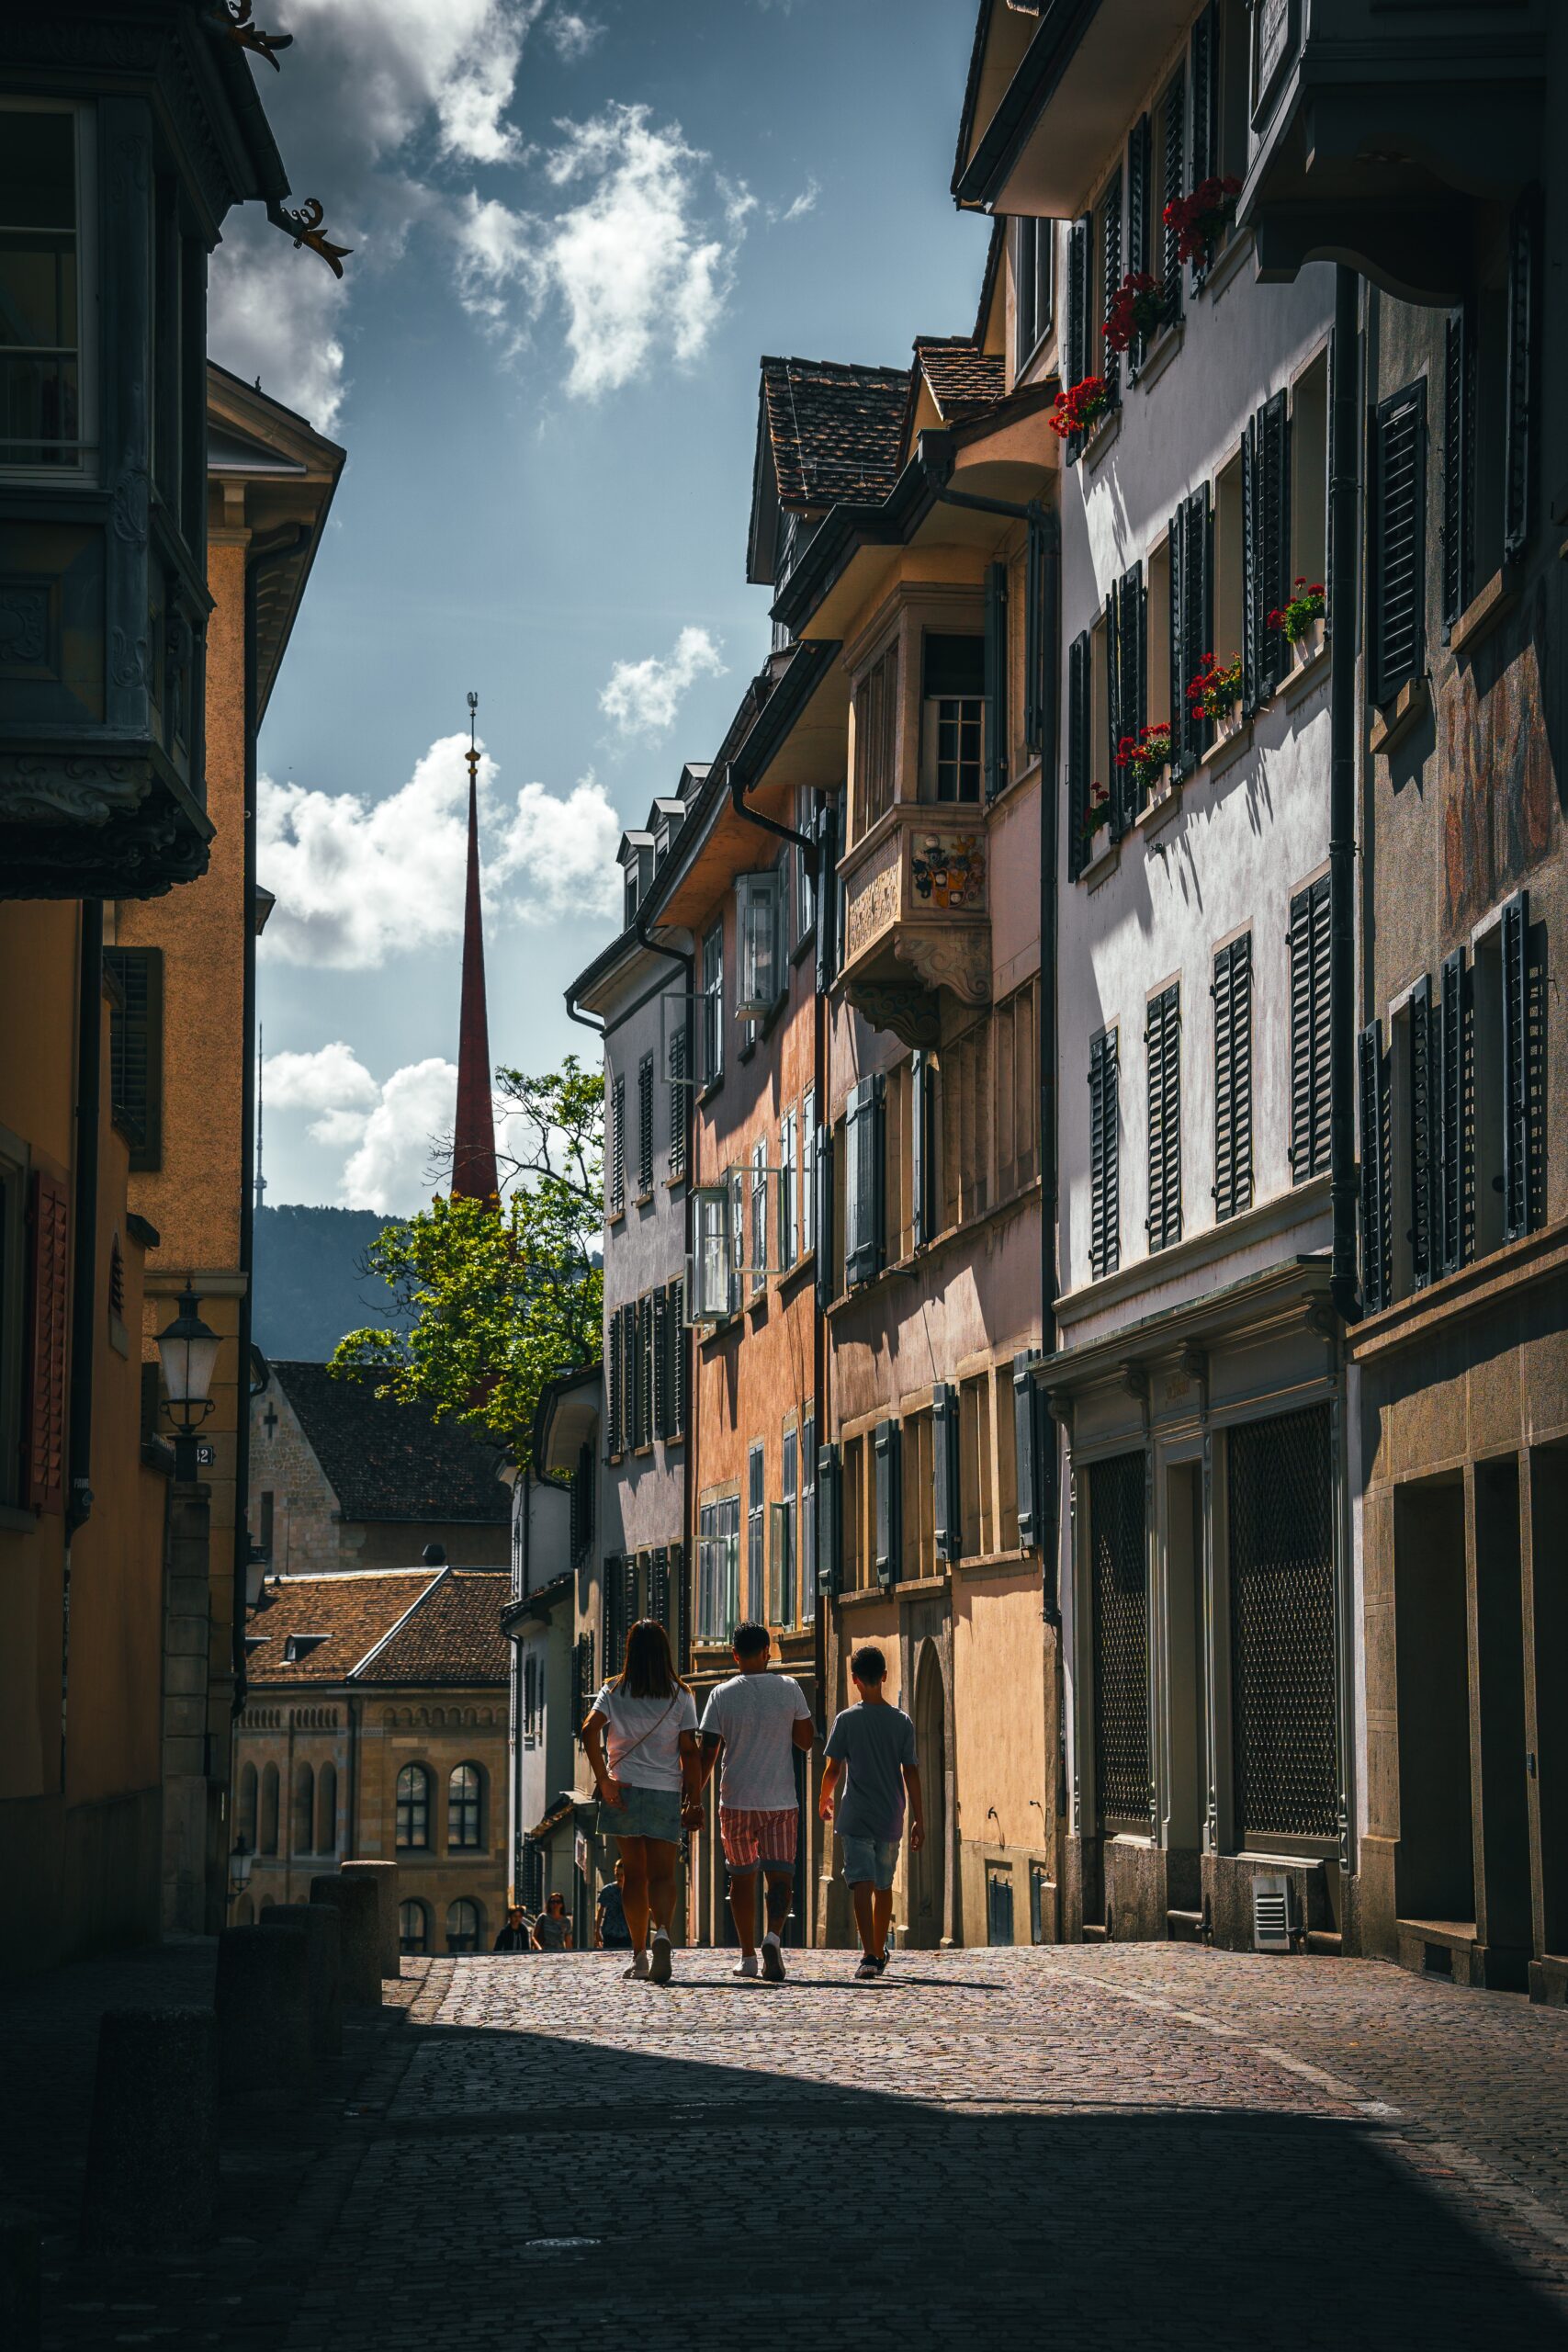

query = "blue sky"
[[217, 0, 984, 1211]]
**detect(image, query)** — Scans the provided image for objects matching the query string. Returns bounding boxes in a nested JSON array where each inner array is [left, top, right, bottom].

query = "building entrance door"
[[1393, 1477, 1473, 1928], [910, 1646, 946, 1947], [1163, 1461, 1207, 1916]]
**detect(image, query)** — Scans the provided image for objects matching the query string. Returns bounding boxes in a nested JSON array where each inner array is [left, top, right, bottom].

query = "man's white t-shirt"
[[590, 1682, 697, 1792], [699, 1671, 811, 1812]]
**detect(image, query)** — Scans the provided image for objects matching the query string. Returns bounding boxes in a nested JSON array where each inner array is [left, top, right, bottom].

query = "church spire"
[[452, 691, 500, 1204]]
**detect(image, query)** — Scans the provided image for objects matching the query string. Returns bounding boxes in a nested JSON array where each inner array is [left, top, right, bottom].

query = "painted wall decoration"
[[911, 831, 986, 911]]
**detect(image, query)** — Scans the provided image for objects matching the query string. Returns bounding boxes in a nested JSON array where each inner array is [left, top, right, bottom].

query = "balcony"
[[839, 806, 990, 1048], [1239, 0, 1547, 304]]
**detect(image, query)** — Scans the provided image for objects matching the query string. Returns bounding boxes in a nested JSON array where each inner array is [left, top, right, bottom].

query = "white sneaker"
[[648, 1929, 672, 1984], [624, 1949, 650, 1980], [761, 1933, 786, 1984], [732, 1951, 759, 1979]]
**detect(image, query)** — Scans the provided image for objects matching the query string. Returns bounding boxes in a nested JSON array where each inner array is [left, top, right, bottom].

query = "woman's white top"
[[590, 1681, 697, 1791]]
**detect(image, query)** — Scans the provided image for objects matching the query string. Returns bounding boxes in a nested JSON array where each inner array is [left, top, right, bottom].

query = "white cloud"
[[546, 9, 603, 60], [452, 104, 748, 396], [599, 626, 726, 740], [275, 0, 544, 170], [341, 1057, 462, 1213], [491, 771, 624, 923], [262, 1042, 380, 1142], [208, 208, 351, 434], [776, 176, 820, 225]]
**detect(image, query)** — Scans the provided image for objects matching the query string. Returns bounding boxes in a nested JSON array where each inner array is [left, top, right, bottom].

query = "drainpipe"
[[1329, 265, 1362, 1326], [727, 762, 818, 870]]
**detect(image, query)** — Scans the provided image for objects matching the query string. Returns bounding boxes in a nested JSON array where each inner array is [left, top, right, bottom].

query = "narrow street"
[[18, 1945, 1568, 2348]]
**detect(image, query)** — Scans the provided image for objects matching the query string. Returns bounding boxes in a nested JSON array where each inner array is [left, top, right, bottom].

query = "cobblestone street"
[[12, 1941, 1568, 2349]]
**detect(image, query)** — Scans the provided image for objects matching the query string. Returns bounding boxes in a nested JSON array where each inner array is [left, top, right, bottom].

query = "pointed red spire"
[[452, 694, 500, 1204]]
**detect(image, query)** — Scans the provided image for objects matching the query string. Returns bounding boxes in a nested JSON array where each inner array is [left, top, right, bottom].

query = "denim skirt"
[[599, 1783, 683, 1843]]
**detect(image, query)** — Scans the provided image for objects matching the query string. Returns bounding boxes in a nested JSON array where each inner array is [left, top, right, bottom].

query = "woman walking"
[[582, 1619, 702, 1984], [532, 1891, 572, 1951]]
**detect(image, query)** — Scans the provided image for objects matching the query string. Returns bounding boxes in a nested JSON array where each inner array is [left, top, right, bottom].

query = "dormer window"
[[654, 826, 669, 870], [625, 862, 640, 926], [920, 636, 986, 804], [284, 1634, 327, 1665]]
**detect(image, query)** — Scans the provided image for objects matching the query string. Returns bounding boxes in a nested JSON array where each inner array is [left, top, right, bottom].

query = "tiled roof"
[[245, 1569, 439, 1683], [914, 335, 1006, 418], [759, 356, 910, 512], [246, 1567, 510, 1687], [368, 1570, 511, 1685], [271, 1360, 510, 1525]]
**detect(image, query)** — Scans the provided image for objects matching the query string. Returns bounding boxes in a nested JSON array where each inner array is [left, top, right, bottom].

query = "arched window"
[[446, 1898, 479, 1954], [238, 1762, 258, 1849], [292, 1761, 314, 1854], [260, 1762, 280, 1855], [399, 1898, 429, 1955], [447, 1761, 482, 1849], [316, 1759, 338, 1855], [396, 1763, 431, 1849]]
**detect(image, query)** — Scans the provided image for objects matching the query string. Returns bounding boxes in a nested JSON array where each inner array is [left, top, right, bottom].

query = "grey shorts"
[[599, 1784, 682, 1843], [840, 1835, 899, 1891]]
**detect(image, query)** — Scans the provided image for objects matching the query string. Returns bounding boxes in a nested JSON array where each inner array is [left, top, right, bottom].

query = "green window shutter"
[[1145, 981, 1182, 1253], [1212, 933, 1253, 1225], [637, 1051, 654, 1193], [911, 1049, 931, 1250], [1441, 306, 1475, 635], [873, 1419, 901, 1589], [813, 1119, 834, 1309], [1359, 1021, 1391, 1313], [104, 946, 163, 1172], [1503, 193, 1539, 564], [1106, 588, 1124, 833], [843, 1075, 886, 1287], [1501, 890, 1538, 1241], [1120, 563, 1146, 813], [609, 1072, 626, 1214], [1180, 486, 1212, 768], [815, 1442, 841, 1597], [814, 799, 839, 993], [1159, 67, 1185, 311], [1126, 113, 1150, 310], [1013, 1350, 1044, 1552], [1023, 508, 1055, 756], [668, 1027, 687, 1181], [1438, 949, 1468, 1277], [605, 1301, 623, 1456], [1258, 390, 1292, 696], [1409, 974, 1436, 1290], [1100, 167, 1122, 405], [651, 1283, 670, 1436], [1066, 628, 1091, 880], [984, 560, 1008, 802], [931, 1383, 961, 1564], [1089, 1027, 1121, 1279], [1065, 213, 1090, 460], [1188, 1, 1221, 285], [1288, 876, 1331, 1184], [1371, 382, 1427, 707]]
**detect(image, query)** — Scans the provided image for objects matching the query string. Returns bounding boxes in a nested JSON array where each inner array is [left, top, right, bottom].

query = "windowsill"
[[1131, 319, 1183, 394], [953, 1546, 1033, 1578], [607, 1207, 626, 1227], [697, 1074, 724, 1105], [836, 1584, 902, 1611], [825, 1179, 1041, 1313], [665, 1170, 688, 1192], [1370, 675, 1428, 758], [790, 927, 816, 967], [631, 1190, 653, 1210], [1083, 405, 1122, 473], [1449, 565, 1518, 659], [1080, 834, 1119, 889], [1199, 716, 1253, 781], [1196, 227, 1253, 303], [1283, 634, 1332, 709], [1055, 1170, 1333, 1329], [1135, 779, 1182, 838]]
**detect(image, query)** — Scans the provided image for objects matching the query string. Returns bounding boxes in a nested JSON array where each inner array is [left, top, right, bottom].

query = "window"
[[1371, 382, 1426, 707], [800, 1412, 817, 1623], [1107, 565, 1145, 829], [773, 1426, 797, 1628], [1145, 982, 1182, 1252], [1168, 489, 1212, 773], [692, 1184, 734, 1321], [316, 1761, 338, 1855], [238, 1762, 258, 1849], [883, 1058, 913, 1262], [735, 869, 782, 1019], [873, 1419, 902, 1588], [995, 978, 1039, 1201], [940, 1019, 989, 1232], [901, 1408, 934, 1581], [396, 1762, 431, 1851], [843, 1076, 886, 1285], [608, 1072, 626, 1216], [624, 862, 639, 928], [959, 1376, 994, 1560], [103, 949, 163, 1171], [1089, 1027, 1120, 1279], [1013, 215, 1052, 368], [697, 1496, 741, 1642], [668, 1027, 688, 1181], [801, 1089, 817, 1253], [1155, 65, 1185, 322], [446, 1899, 480, 1955], [842, 1433, 868, 1592], [853, 642, 899, 840], [0, 104, 94, 475], [795, 786, 818, 941], [1094, 163, 1122, 407], [1288, 876, 1331, 1184], [523, 1650, 540, 1745], [637, 1053, 654, 1195], [399, 1899, 429, 1956], [1213, 933, 1254, 1224], [747, 1442, 766, 1619], [448, 1762, 482, 1850], [1066, 628, 1093, 881], [1245, 390, 1292, 707], [1213, 447, 1246, 698], [779, 1107, 798, 1270], [260, 1761, 279, 1855], [920, 635, 985, 805], [701, 922, 724, 1085], [747, 1138, 768, 1295]]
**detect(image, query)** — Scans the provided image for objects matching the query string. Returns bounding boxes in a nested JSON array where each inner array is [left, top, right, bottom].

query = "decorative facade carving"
[[893, 929, 990, 1005], [841, 979, 941, 1049]]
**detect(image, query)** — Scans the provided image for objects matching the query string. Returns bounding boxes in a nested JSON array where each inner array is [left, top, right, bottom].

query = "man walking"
[[696, 1622, 814, 1983], [818, 1645, 923, 1981]]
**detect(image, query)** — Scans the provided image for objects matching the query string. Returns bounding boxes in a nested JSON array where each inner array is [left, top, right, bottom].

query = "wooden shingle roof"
[[913, 335, 1006, 418], [246, 1568, 510, 1687], [758, 355, 911, 513], [270, 1360, 509, 1526]]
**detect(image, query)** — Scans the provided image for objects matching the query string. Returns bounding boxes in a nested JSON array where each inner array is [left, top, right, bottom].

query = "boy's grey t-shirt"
[[824, 1702, 918, 1841]]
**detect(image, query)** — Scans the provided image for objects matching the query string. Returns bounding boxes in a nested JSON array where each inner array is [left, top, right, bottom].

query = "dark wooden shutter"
[[669, 1540, 689, 1671], [873, 1419, 901, 1589], [911, 1049, 931, 1249], [1106, 589, 1124, 833], [1501, 889, 1538, 1241], [1242, 408, 1261, 713], [813, 1120, 834, 1308], [1212, 933, 1253, 1224], [1116, 563, 1146, 816], [1065, 213, 1090, 461], [671, 1277, 688, 1435], [1371, 382, 1427, 706], [1066, 628, 1091, 880], [816, 1442, 841, 1597], [1089, 1028, 1120, 1278], [668, 1027, 687, 1181], [1126, 113, 1151, 319], [609, 1073, 626, 1214], [1100, 169, 1122, 404], [601, 1555, 621, 1680], [1145, 982, 1182, 1252], [1438, 949, 1468, 1277], [1359, 1021, 1391, 1314], [637, 1051, 654, 1193], [1181, 486, 1212, 767], [651, 1283, 670, 1435], [103, 946, 163, 1171], [1258, 390, 1292, 696], [1188, 2, 1221, 283], [605, 1297, 623, 1455], [1288, 876, 1332, 1183], [844, 1075, 885, 1287], [984, 560, 1008, 801], [1159, 68, 1185, 311], [1023, 508, 1054, 756], [647, 1544, 670, 1636], [24, 1168, 69, 1513], [1409, 973, 1436, 1290], [1441, 306, 1475, 635], [1504, 193, 1539, 564], [1013, 1351, 1044, 1551], [814, 799, 839, 992], [1168, 501, 1189, 770], [932, 1383, 961, 1563], [639, 1295, 655, 1445]]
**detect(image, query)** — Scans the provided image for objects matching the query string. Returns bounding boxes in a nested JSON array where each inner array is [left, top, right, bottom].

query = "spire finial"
[[466, 689, 479, 781], [452, 693, 500, 1205]]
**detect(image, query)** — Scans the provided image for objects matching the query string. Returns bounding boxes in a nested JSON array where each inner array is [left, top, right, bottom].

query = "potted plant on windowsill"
[[1187, 652, 1245, 743], [1049, 374, 1111, 442], [1164, 175, 1242, 275], [1116, 723, 1173, 804], [1103, 272, 1169, 360], [1081, 780, 1111, 860], [1269, 579, 1327, 668]]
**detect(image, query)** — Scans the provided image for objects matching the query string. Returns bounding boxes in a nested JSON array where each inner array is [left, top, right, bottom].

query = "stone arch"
[[909, 1639, 948, 1950]]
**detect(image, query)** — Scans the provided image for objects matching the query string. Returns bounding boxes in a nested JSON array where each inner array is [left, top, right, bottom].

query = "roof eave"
[[953, 0, 1102, 213]]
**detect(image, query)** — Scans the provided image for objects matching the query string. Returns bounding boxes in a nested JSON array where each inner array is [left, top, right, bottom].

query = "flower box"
[[1292, 616, 1325, 668], [1050, 375, 1111, 440]]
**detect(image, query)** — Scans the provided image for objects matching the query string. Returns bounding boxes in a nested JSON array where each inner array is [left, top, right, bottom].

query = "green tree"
[[329, 1057, 603, 1470]]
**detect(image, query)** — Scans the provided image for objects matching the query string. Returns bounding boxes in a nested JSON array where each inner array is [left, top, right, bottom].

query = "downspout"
[[1328, 265, 1362, 1325], [727, 763, 818, 870]]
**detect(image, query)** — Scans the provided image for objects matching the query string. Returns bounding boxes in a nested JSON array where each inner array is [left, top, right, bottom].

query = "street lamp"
[[228, 1836, 254, 1902], [156, 1282, 220, 1479]]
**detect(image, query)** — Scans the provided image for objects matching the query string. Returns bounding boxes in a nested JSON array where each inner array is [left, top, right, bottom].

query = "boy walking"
[[697, 1622, 814, 1983], [818, 1645, 923, 1981]]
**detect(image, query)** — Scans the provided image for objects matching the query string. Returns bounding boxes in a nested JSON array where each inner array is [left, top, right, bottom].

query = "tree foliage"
[[329, 1057, 603, 1470]]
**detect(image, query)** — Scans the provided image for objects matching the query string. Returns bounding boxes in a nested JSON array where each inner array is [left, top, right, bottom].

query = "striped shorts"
[[720, 1805, 798, 1872]]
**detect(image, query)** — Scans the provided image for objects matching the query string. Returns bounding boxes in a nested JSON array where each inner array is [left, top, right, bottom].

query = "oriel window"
[[0, 104, 93, 475], [921, 635, 986, 804]]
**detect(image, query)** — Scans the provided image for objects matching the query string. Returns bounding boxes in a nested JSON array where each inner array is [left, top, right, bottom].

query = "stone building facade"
[[234, 1565, 510, 1955]]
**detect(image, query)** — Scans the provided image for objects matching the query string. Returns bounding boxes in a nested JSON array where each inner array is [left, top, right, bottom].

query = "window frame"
[[447, 1760, 483, 1851], [700, 922, 725, 1087], [395, 1760, 432, 1852], [0, 98, 99, 485]]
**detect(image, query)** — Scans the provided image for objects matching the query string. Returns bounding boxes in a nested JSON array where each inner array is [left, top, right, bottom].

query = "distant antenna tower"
[[255, 1023, 267, 1212]]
